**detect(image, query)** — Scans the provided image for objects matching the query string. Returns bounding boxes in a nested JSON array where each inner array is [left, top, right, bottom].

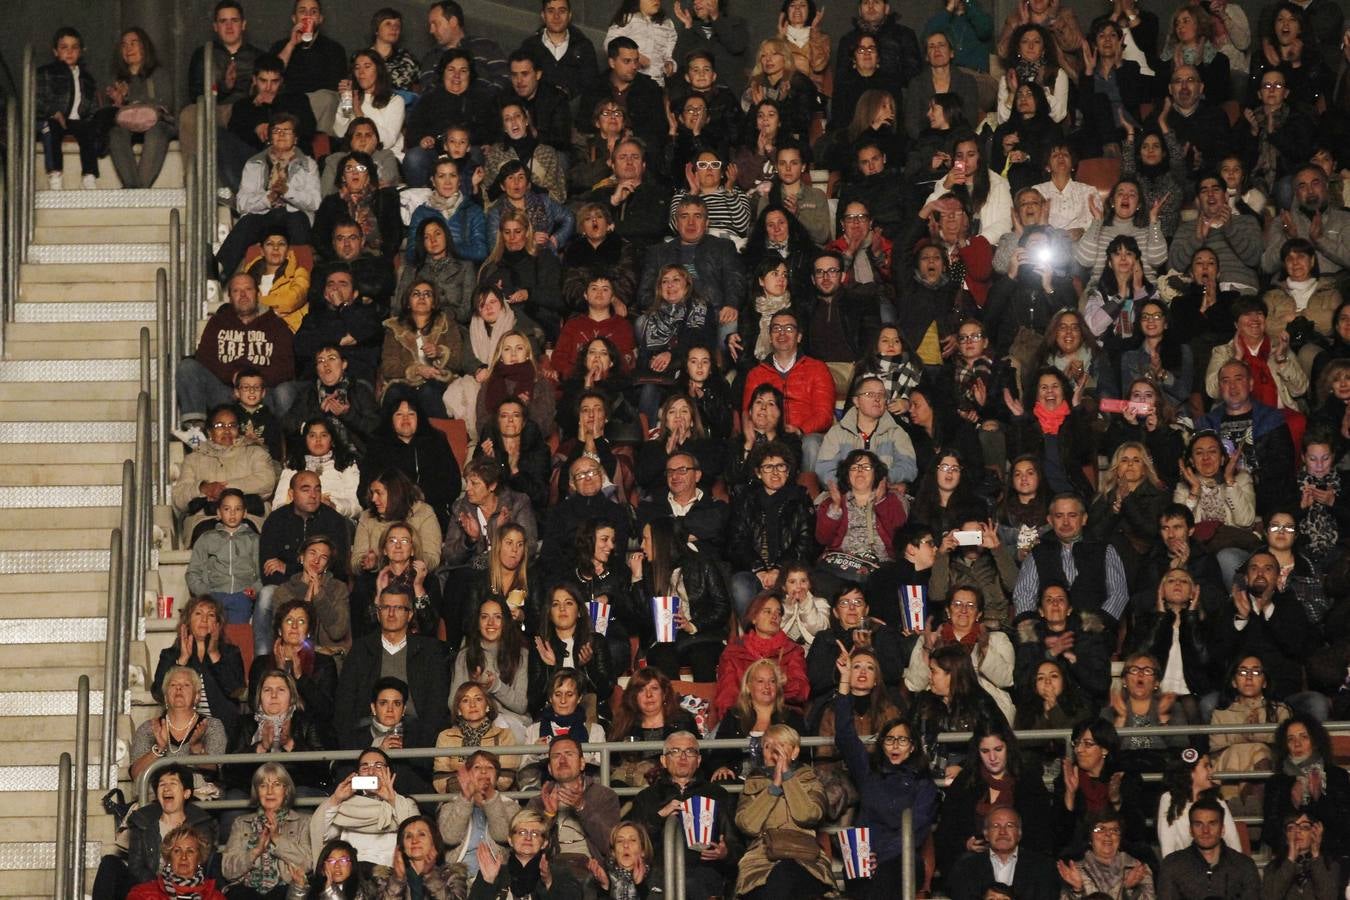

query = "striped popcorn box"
[[587, 600, 611, 636], [837, 827, 874, 879], [901, 584, 928, 633], [652, 595, 679, 642], [679, 796, 718, 850]]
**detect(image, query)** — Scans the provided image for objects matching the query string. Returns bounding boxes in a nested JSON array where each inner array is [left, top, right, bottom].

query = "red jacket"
[[712, 628, 810, 720], [551, 313, 638, 377], [743, 355, 836, 435], [128, 878, 226, 900], [814, 492, 907, 559]]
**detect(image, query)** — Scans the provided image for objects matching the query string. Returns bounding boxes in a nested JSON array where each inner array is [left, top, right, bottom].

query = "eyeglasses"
[[387, 537, 412, 546], [270, 127, 295, 136], [514, 828, 546, 839], [882, 735, 913, 747], [210, 422, 239, 431], [769, 324, 798, 333], [950, 600, 978, 610], [842, 213, 869, 221], [357, 762, 388, 773], [1092, 826, 1122, 836], [378, 604, 412, 614], [1140, 312, 1165, 321], [957, 333, 985, 342], [837, 599, 866, 609], [759, 462, 789, 473], [850, 463, 874, 472], [664, 747, 700, 758], [1125, 666, 1157, 677], [599, 108, 625, 118], [1268, 524, 1296, 534], [345, 164, 369, 173], [665, 466, 696, 476], [694, 160, 723, 170], [856, 46, 878, 54], [813, 267, 842, 276], [325, 855, 353, 866], [1261, 82, 1287, 90], [1073, 738, 1099, 749], [1236, 667, 1264, 677], [1287, 822, 1315, 832], [937, 463, 961, 473], [315, 353, 343, 364], [573, 469, 602, 481], [855, 391, 886, 400], [281, 616, 308, 627]]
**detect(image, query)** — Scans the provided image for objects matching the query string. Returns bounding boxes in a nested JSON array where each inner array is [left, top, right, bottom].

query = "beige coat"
[[734, 768, 833, 896], [173, 440, 279, 514], [350, 501, 444, 572], [1204, 339, 1310, 410], [1264, 279, 1344, 339], [221, 809, 311, 882], [432, 723, 520, 792]]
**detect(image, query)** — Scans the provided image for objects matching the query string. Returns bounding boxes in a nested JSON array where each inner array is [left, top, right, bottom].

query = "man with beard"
[[1145, 64, 1234, 174], [799, 250, 882, 397], [1167, 172, 1263, 294], [1196, 361, 1297, 519], [1262, 165, 1350, 287], [310, 216, 395, 310], [1209, 550, 1327, 720]]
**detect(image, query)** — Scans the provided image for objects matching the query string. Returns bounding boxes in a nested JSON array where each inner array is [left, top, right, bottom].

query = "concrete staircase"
[[0, 141, 184, 898]]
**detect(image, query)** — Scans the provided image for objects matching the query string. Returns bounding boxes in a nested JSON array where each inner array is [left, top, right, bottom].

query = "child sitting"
[[185, 489, 261, 624], [231, 368, 284, 462], [37, 27, 100, 190]]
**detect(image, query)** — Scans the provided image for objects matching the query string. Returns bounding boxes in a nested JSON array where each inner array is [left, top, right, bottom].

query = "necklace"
[[166, 713, 198, 753]]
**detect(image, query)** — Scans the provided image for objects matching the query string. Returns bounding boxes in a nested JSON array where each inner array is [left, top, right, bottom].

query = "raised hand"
[[1003, 388, 1025, 418], [477, 842, 501, 883], [588, 857, 611, 891], [1148, 192, 1171, 224], [1058, 860, 1085, 892]]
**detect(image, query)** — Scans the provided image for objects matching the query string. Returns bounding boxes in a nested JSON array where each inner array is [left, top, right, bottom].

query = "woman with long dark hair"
[[989, 81, 1061, 193], [298, 838, 375, 898], [449, 596, 531, 736], [609, 667, 698, 787], [921, 132, 1013, 244], [379, 278, 475, 420], [360, 400, 460, 531], [1013, 656, 1093, 777], [274, 417, 362, 519], [909, 644, 1005, 777], [106, 27, 173, 189], [907, 448, 988, 535], [406, 155, 488, 266], [1264, 715, 1350, 862], [997, 24, 1069, 123], [1084, 235, 1159, 359], [1157, 747, 1242, 856], [1053, 718, 1149, 856], [934, 720, 1052, 878], [527, 582, 614, 718], [1209, 654, 1291, 813], [996, 455, 1051, 555], [1122, 118, 1187, 239], [393, 217, 476, 323], [312, 150, 403, 262]]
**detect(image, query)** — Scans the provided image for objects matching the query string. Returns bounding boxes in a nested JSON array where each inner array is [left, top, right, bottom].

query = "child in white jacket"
[[605, 0, 678, 85]]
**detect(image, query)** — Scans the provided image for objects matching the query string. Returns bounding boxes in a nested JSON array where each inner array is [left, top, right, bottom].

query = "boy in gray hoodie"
[[186, 489, 263, 623]]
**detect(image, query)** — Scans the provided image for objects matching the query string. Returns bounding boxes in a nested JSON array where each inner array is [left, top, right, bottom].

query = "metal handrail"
[[156, 268, 171, 501], [99, 527, 124, 790], [72, 676, 90, 899], [20, 44, 34, 259], [2, 96, 15, 351], [53, 753, 71, 899]]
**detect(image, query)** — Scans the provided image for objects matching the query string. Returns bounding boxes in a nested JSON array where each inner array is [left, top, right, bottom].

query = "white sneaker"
[[81, 174, 97, 190], [216, 186, 234, 204], [47, 171, 62, 190], [172, 424, 207, 449]]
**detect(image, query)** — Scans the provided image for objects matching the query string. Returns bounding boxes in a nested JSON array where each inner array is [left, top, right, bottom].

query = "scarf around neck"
[[1284, 753, 1326, 806], [1034, 401, 1071, 435], [251, 708, 294, 748], [426, 188, 464, 218], [1236, 339, 1279, 407], [157, 862, 206, 899], [468, 306, 517, 365], [539, 704, 589, 740], [458, 717, 493, 746]]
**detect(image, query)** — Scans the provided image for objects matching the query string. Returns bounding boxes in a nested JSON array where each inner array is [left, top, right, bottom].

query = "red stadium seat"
[[429, 417, 469, 471], [1076, 157, 1121, 194], [226, 624, 255, 677]]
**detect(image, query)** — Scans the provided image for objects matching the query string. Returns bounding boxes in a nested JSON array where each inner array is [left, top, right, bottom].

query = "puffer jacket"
[[407, 201, 489, 266], [814, 406, 920, 486], [186, 522, 262, 597], [244, 250, 310, 332], [378, 312, 475, 396], [172, 441, 279, 515], [727, 483, 818, 574]]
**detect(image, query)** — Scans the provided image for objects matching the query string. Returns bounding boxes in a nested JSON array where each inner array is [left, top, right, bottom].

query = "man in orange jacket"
[[742, 310, 836, 475]]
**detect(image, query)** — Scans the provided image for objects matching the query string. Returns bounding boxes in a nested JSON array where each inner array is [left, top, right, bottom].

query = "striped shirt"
[[1011, 539, 1130, 621]]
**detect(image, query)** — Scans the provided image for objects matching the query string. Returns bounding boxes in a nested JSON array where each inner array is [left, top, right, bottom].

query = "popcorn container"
[[680, 796, 718, 851], [901, 584, 927, 633], [157, 595, 174, 619], [838, 827, 874, 879], [652, 595, 679, 642], [587, 600, 611, 636]]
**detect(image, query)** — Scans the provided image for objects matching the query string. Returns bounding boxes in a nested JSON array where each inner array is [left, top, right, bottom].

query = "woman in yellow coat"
[[242, 225, 310, 332]]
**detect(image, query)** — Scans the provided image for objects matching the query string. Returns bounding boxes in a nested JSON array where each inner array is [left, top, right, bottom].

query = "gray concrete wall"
[[3, 0, 1343, 106]]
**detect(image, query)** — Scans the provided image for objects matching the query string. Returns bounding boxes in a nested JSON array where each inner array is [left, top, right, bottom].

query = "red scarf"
[[1034, 401, 1071, 435], [1236, 339, 1279, 408], [939, 622, 983, 651], [1079, 771, 1110, 813], [975, 768, 1016, 820]]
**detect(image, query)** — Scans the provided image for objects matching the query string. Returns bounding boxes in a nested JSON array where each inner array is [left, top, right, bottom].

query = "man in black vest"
[[1011, 493, 1130, 627]]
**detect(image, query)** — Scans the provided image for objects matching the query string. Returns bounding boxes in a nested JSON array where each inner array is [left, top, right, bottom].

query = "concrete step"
[[0, 509, 121, 530], [0, 486, 121, 509], [28, 244, 170, 266], [36, 206, 179, 227], [0, 462, 133, 484], [39, 141, 184, 191], [0, 529, 113, 551], [0, 815, 114, 842], [2, 340, 150, 360], [0, 404, 138, 424], [0, 360, 148, 382], [18, 281, 157, 302], [0, 717, 110, 743], [4, 323, 155, 343], [0, 592, 108, 617], [0, 573, 109, 595], [35, 224, 171, 243], [0, 667, 104, 693], [0, 742, 106, 767], [0, 441, 135, 462], [20, 262, 164, 283], [12, 301, 157, 324], [0, 382, 142, 402], [0, 549, 113, 576]]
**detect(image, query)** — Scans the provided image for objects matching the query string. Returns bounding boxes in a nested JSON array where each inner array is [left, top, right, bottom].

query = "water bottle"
[[339, 89, 354, 118]]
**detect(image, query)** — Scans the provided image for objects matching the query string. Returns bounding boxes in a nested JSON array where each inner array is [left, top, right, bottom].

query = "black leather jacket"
[[727, 483, 818, 573], [631, 552, 730, 648]]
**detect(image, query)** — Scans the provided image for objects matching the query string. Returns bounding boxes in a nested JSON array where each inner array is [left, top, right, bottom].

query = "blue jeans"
[[176, 359, 302, 424], [213, 591, 254, 624], [800, 433, 824, 476]]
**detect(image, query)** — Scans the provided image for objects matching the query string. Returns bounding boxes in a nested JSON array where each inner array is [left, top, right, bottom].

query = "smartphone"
[[953, 530, 984, 546], [1099, 399, 1154, 417], [352, 775, 379, 791]]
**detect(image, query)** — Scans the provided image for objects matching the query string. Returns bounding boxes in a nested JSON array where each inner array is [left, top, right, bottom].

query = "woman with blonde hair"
[[441, 285, 542, 441], [474, 330, 555, 435], [707, 659, 804, 784], [479, 201, 566, 341], [1087, 441, 1170, 575], [434, 680, 520, 792], [634, 265, 717, 419], [587, 821, 656, 898], [742, 37, 818, 140], [734, 723, 833, 897]]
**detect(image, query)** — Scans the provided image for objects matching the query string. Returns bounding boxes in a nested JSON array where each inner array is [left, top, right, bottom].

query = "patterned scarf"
[[1300, 469, 1342, 560], [266, 152, 290, 204], [606, 861, 642, 900], [868, 354, 922, 405], [458, 718, 493, 746], [250, 708, 293, 749], [1015, 57, 1045, 88], [1284, 753, 1326, 807], [645, 299, 707, 352], [538, 705, 589, 740], [1252, 104, 1291, 193], [753, 293, 792, 359], [158, 863, 206, 899], [1235, 339, 1279, 408], [242, 814, 286, 889], [955, 356, 994, 410], [341, 184, 382, 253], [426, 188, 463, 218]]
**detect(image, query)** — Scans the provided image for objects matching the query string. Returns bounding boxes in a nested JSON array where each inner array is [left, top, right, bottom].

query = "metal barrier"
[[19, 44, 34, 260], [3, 46, 35, 356]]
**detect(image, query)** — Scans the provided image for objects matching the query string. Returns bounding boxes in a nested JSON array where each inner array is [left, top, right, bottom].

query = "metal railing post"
[[117, 459, 136, 732], [192, 97, 207, 340], [156, 269, 170, 501], [662, 813, 680, 898], [136, 391, 151, 611], [901, 806, 915, 900], [167, 205, 181, 454], [72, 676, 90, 899], [183, 158, 197, 364], [21, 44, 35, 262], [2, 97, 16, 345], [53, 753, 71, 900], [101, 529, 123, 790]]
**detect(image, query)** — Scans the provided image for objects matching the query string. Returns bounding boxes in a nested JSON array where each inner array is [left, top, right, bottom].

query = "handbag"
[[115, 103, 161, 132], [818, 549, 880, 583], [764, 827, 820, 863]]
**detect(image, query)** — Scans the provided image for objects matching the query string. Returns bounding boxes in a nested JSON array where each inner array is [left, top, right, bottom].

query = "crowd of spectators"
[[65, 0, 1350, 896]]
